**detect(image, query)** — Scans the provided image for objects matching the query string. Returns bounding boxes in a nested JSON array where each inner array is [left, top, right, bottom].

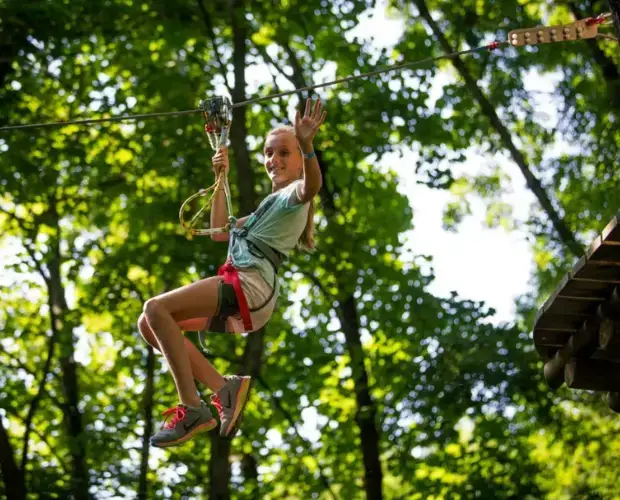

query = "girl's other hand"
[[212, 147, 229, 176]]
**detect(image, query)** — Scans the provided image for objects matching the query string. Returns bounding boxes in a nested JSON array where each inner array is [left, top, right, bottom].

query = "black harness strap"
[[199, 199, 285, 343]]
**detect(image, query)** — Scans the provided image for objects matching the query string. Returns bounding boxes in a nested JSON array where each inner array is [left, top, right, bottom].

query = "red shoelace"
[[211, 394, 223, 417], [161, 405, 187, 430]]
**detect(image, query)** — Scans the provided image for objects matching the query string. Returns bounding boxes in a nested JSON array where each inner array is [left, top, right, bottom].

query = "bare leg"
[[142, 276, 224, 407], [137, 314, 226, 393]]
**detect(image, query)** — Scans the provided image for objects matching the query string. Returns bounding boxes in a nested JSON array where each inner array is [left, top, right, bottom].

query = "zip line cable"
[[0, 14, 614, 133], [0, 44, 504, 132]]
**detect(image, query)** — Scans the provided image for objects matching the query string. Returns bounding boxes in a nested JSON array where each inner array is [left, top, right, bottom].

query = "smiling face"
[[263, 128, 303, 190]]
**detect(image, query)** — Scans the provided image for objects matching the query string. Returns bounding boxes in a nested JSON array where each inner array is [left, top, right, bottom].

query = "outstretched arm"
[[295, 98, 327, 204]]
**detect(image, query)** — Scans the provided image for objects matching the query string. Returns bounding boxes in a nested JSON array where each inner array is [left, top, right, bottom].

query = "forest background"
[[1, 0, 619, 498]]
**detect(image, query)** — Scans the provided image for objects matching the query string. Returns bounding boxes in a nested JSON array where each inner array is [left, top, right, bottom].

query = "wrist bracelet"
[[303, 150, 315, 160]]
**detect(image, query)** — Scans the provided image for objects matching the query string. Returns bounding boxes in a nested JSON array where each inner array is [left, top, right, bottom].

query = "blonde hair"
[[267, 125, 316, 252]]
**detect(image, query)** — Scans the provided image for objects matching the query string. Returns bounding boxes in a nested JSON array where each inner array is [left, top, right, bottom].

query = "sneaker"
[[150, 400, 217, 448], [211, 375, 252, 437]]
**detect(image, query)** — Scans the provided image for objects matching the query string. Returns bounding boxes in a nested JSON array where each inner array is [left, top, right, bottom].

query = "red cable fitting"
[[487, 41, 500, 50], [586, 15, 606, 26]]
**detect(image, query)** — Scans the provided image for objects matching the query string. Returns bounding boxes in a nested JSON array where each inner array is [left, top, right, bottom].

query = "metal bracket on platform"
[[508, 15, 609, 47]]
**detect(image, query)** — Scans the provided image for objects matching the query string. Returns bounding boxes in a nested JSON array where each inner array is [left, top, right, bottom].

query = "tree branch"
[[301, 270, 334, 301], [607, 0, 620, 40], [3, 358, 63, 409], [252, 41, 290, 84], [249, 42, 289, 117], [255, 374, 337, 500], [568, 0, 620, 99], [413, 0, 584, 257], [20, 328, 58, 472], [138, 345, 155, 500], [281, 42, 307, 91], [196, 0, 231, 91], [2, 406, 70, 477], [0, 206, 50, 284]]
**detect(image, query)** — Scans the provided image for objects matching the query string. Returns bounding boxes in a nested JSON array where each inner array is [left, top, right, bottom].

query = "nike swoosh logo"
[[183, 415, 201, 432]]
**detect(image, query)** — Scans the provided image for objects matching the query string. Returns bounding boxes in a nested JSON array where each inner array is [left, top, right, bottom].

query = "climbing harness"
[[198, 198, 285, 344], [179, 96, 286, 338]]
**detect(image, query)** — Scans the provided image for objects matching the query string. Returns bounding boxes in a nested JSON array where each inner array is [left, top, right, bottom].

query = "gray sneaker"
[[211, 376, 252, 437], [150, 400, 216, 448]]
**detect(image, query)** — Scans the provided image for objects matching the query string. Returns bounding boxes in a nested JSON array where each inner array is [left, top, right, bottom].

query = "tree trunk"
[[303, 153, 385, 499], [47, 209, 89, 500], [414, 0, 584, 257], [339, 296, 384, 499], [608, 0, 620, 39], [209, 433, 231, 499], [0, 417, 26, 500], [0, 15, 29, 128], [317, 166, 384, 498], [208, 2, 266, 498], [241, 453, 259, 499], [270, 32, 385, 496], [266, 33, 385, 499], [138, 345, 156, 500]]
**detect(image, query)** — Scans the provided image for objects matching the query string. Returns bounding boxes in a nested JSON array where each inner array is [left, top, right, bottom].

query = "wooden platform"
[[533, 212, 620, 411]]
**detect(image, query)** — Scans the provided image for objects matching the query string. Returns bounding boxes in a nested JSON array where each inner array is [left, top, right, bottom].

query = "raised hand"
[[294, 98, 327, 148]]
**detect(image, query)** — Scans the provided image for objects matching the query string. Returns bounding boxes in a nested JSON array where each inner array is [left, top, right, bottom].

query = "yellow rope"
[[179, 168, 231, 236]]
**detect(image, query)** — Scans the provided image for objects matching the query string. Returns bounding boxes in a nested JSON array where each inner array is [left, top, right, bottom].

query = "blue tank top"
[[228, 180, 310, 294]]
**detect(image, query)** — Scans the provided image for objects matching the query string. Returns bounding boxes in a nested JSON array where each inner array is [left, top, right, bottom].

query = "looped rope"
[[179, 97, 235, 236], [178, 169, 231, 236]]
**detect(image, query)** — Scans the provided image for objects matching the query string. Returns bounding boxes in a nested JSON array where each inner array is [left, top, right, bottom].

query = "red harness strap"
[[218, 259, 253, 332]]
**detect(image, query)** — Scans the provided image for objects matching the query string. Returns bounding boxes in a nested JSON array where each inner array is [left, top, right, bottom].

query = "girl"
[[137, 98, 326, 447]]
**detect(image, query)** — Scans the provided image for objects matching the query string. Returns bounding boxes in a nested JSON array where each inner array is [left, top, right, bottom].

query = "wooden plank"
[[590, 348, 620, 360], [533, 273, 572, 330], [543, 296, 604, 316], [536, 344, 558, 360], [572, 261, 620, 282], [565, 358, 620, 391], [536, 270, 583, 322], [559, 279, 614, 298], [534, 313, 587, 332], [543, 316, 602, 389], [534, 328, 573, 348], [600, 319, 620, 350], [602, 213, 620, 242], [600, 288, 620, 321], [532, 214, 620, 366], [587, 242, 620, 262], [535, 340, 620, 361]]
